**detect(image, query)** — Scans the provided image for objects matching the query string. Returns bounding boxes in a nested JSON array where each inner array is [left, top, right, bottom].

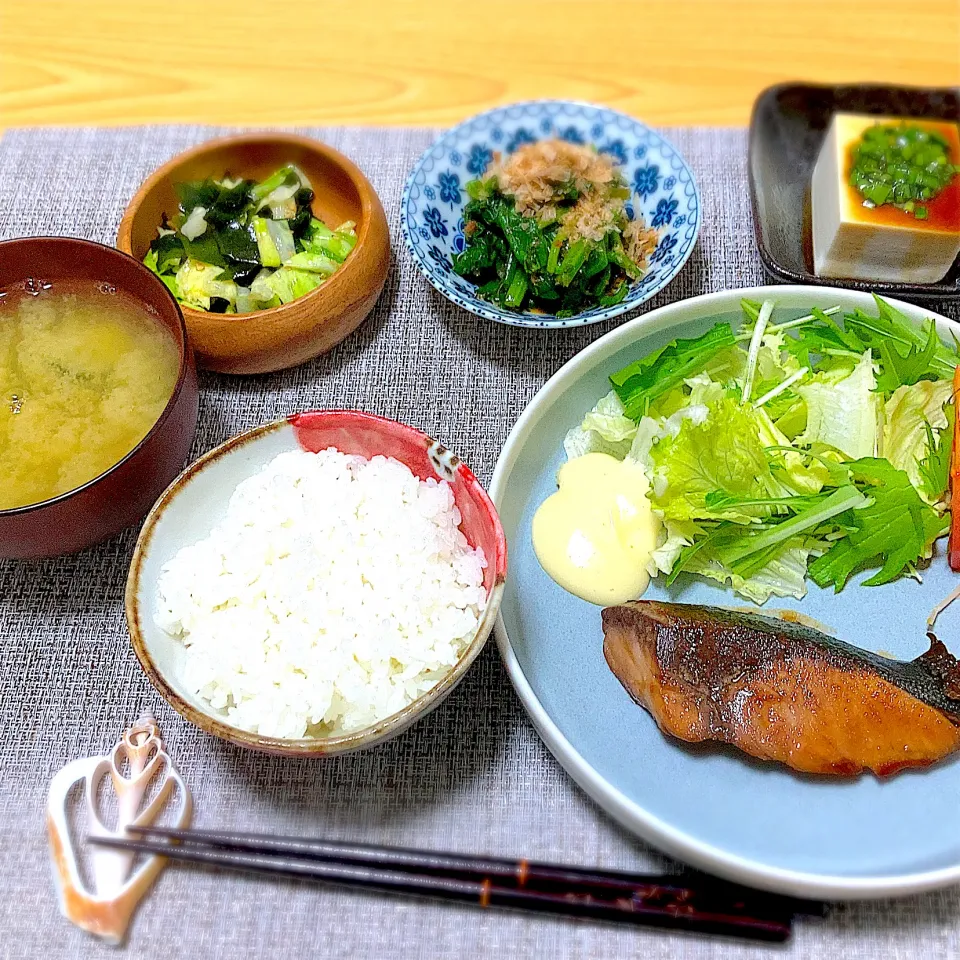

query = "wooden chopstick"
[[89, 832, 797, 942], [125, 825, 823, 919]]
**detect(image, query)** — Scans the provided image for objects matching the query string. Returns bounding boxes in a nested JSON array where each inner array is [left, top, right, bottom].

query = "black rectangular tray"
[[748, 82, 960, 301]]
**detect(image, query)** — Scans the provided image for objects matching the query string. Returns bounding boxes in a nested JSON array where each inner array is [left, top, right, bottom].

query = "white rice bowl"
[[154, 448, 488, 739]]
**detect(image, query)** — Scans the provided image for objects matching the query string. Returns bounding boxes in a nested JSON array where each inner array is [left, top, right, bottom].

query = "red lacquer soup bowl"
[[0, 237, 199, 560], [125, 410, 508, 756]]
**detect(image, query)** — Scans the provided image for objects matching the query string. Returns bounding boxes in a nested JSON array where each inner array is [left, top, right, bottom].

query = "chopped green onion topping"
[[849, 123, 958, 219]]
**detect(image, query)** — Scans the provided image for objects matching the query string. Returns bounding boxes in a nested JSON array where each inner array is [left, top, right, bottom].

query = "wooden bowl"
[[126, 410, 508, 756], [0, 237, 199, 559], [117, 133, 391, 375]]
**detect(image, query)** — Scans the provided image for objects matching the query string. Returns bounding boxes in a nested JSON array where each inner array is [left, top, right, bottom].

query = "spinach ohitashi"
[[452, 140, 658, 316]]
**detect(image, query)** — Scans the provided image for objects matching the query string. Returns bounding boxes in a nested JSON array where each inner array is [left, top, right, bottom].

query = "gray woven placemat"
[[1, 125, 959, 960]]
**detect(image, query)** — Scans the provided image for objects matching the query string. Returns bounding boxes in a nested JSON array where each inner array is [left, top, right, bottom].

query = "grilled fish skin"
[[601, 601, 960, 777]]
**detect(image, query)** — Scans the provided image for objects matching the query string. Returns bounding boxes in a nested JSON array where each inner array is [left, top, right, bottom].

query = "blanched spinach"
[[453, 186, 646, 315]]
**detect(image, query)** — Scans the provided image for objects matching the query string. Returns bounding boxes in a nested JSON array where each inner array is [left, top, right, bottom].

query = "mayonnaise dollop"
[[532, 453, 661, 606]]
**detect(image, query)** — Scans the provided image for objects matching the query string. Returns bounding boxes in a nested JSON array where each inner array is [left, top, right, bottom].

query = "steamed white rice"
[[155, 448, 487, 739]]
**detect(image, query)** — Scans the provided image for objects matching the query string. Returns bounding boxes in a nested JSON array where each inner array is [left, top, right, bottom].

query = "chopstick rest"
[[47, 711, 191, 944]]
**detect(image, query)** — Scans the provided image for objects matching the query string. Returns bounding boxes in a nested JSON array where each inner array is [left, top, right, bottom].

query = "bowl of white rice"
[[125, 410, 507, 755]]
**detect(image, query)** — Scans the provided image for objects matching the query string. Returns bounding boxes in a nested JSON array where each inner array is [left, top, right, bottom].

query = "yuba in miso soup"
[[0, 280, 180, 510]]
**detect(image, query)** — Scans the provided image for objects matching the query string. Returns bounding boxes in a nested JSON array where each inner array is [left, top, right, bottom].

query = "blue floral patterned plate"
[[401, 101, 701, 329]]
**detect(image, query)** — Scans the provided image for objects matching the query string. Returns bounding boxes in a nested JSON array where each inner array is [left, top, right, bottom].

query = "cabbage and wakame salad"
[[144, 164, 357, 313], [566, 296, 958, 603]]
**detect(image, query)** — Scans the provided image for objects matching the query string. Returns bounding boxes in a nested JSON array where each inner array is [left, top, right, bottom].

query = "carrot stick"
[[949, 364, 960, 571]]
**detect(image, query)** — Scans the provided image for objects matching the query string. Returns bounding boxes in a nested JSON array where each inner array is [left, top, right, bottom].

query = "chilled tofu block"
[[811, 113, 960, 283]]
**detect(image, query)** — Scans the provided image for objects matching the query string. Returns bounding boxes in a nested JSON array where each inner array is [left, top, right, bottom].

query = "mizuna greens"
[[564, 296, 959, 603], [143, 165, 357, 313]]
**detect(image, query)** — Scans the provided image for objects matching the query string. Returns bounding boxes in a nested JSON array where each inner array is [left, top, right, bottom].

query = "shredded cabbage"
[[262, 266, 324, 305], [180, 205, 208, 240], [174, 259, 231, 311]]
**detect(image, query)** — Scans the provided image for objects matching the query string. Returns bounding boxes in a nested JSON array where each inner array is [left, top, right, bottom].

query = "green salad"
[[144, 164, 357, 313], [565, 296, 958, 603]]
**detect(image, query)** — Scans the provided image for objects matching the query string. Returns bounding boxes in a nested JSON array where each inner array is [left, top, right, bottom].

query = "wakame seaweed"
[[143, 164, 357, 314]]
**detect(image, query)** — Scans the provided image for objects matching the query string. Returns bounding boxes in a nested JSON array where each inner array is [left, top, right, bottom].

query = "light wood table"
[[0, 0, 957, 130]]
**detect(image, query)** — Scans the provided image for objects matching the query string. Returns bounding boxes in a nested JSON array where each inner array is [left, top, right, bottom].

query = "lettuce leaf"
[[626, 415, 664, 468], [647, 518, 702, 576], [701, 345, 747, 385], [563, 391, 636, 460], [797, 350, 880, 459], [755, 330, 801, 384], [754, 407, 828, 495], [251, 216, 282, 267], [882, 379, 953, 500], [158, 274, 180, 299], [648, 398, 782, 522], [628, 402, 714, 470], [284, 251, 340, 275], [683, 372, 727, 408], [262, 265, 324, 305], [682, 539, 813, 604], [301, 219, 357, 261]]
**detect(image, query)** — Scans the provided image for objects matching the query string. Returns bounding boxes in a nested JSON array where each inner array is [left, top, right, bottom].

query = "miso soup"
[[0, 280, 180, 510]]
